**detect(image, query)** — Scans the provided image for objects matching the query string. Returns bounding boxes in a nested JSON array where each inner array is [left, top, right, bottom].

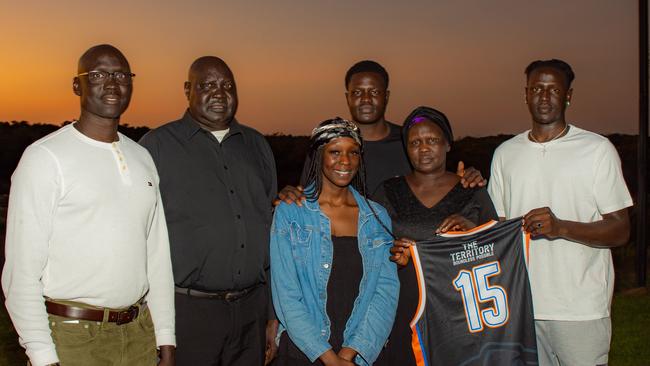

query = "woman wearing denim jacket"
[[271, 118, 399, 366]]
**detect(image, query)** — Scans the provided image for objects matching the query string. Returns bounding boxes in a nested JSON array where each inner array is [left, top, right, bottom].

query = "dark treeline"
[[1, 121, 643, 196], [0, 121, 647, 287], [0, 121, 309, 194]]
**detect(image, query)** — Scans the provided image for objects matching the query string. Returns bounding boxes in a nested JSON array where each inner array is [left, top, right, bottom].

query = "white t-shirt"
[[488, 125, 633, 321], [1, 124, 175, 365], [211, 128, 229, 143]]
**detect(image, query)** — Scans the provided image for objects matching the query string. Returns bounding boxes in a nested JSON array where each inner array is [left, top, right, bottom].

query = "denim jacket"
[[270, 186, 399, 366]]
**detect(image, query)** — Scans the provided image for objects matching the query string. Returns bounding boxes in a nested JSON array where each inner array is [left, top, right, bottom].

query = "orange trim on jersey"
[[409, 246, 427, 366], [411, 326, 426, 366], [524, 231, 531, 266], [442, 220, 498, 236]]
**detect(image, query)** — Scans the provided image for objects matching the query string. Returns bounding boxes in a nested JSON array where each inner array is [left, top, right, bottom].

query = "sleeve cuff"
[[600, 199, 633, 215], [155, 331, 176, 348], [345, 338, 376, 366], [27, 347, 59, 366], [355, 353, 371, 366], [304, 341, 332, 363]]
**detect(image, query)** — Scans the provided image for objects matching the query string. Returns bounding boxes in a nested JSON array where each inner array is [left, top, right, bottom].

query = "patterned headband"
[[310, 118, 363, 151]]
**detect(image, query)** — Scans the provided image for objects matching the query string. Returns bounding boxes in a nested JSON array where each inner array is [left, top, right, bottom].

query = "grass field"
[[0, 291, 648, 365], [0, 304, 26, 366], [609, 290, 650, 365]]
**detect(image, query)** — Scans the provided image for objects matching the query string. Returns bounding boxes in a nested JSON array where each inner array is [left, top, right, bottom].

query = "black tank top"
[[276, 236, 363, 365], [326, 236, 363, 350]]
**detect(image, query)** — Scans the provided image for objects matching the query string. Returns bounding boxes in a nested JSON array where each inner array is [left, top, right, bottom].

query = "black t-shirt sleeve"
[[473, 187, 499, 224], [298, 154, 311, 187], [370, 180, 387, 204], [369, 180, 396, 219]]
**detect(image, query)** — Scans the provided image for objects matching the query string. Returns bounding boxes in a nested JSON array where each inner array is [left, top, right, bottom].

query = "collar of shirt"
[[178, 109, 243, 141]]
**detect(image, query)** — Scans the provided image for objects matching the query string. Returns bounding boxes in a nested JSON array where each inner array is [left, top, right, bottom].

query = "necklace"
[[528, 124, 569, 156]]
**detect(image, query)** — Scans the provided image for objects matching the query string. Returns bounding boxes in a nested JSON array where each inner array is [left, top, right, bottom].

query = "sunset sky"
[[0, 0, 639, 137]]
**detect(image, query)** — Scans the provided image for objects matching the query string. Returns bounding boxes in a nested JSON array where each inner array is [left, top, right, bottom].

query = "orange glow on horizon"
[[0, 1, 639, 137]]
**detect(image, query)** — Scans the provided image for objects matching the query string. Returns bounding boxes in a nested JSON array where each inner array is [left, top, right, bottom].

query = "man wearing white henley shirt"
[[488, 59, 632, 366], [2, 45, 176, 366]]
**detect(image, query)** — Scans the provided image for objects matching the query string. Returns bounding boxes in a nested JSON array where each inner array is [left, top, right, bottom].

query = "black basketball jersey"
[[409, 218, 538, 366]]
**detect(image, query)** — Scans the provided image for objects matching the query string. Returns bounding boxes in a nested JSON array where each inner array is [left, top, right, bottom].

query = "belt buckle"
[[224, 288, 248, 302], [224, 292, 238, 302], [116, 305, 139, 325]]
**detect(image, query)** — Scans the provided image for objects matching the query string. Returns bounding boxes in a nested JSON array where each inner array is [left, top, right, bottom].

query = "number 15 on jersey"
[[453, 261, 509, 333]]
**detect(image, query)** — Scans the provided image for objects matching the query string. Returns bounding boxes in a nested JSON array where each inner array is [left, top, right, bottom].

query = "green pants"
[[46, 302, 157, 366]]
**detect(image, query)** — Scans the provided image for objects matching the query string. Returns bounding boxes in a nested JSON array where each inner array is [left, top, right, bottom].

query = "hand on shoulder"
[[274, 185, 306, 207], [456, 161, 487, 188]]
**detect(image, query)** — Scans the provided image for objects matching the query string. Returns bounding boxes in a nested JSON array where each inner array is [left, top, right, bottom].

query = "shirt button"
[[236, 215, 241, 219], [321, 329, 326, 335], [224, 165, 228, 170], [240, 244, 245, 248], [323, 263, 330, 269], [230, 190, 234, 194]]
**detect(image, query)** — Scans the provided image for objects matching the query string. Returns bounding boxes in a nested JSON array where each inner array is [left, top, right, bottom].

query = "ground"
[[1, 292, 648, 365]]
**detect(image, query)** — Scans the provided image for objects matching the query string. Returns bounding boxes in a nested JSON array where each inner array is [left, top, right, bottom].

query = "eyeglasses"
[[77, 70, 136, 85]]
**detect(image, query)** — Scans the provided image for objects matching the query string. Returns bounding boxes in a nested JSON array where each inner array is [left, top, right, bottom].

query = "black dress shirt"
[[140, 111, 277, 291]]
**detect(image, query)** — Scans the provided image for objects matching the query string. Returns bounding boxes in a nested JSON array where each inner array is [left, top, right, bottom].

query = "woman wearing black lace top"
[[372, 106, 498, 366]]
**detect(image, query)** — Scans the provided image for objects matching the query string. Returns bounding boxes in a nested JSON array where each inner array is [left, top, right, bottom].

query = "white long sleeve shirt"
[[2, 124, 175, 366]]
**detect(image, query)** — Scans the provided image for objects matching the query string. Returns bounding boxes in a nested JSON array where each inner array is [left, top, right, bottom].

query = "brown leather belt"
[[175, 284, 260, 302], [45, 299, 146, 325]]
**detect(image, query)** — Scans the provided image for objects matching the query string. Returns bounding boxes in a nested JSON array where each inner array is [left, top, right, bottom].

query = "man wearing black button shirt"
[[140, 56, 278, 366]]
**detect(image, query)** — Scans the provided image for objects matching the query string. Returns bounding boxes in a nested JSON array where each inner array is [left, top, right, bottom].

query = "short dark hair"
[[525, 59, 575, 88], [344, 60, 389, 89], [78, 44, 129, 73]]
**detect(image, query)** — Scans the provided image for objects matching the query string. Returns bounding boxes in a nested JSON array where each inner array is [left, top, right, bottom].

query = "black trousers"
[[175, 285, 268, 366]]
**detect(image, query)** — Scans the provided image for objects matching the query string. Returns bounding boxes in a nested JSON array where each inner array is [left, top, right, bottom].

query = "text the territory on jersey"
[[408, 219, 539, 366], [449, 240, 495, 265]]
